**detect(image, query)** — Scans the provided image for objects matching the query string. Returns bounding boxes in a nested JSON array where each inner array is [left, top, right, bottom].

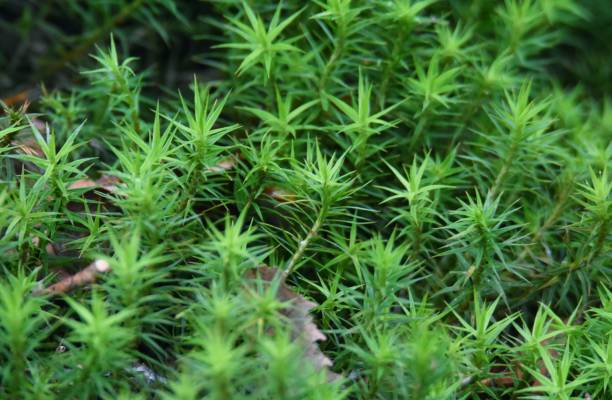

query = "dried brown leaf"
[[479, 366, 524, 387], [1, 90, 30, 108], [246, 266, 340, 381], [31, 236, 57, 256], [11, 137, 44, 157], [68, 174, 122, 194], [1, 88, 39, 109], [477, 332, 565, 390], [264, 186, 297, 203], [206, 157, 237, 173]]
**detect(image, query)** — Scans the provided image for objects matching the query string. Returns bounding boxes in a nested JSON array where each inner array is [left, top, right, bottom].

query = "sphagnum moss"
[[0, 0, 610, 399]]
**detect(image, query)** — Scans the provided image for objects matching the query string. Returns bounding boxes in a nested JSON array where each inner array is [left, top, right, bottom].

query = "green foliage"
[[0, 0, 610, 399]]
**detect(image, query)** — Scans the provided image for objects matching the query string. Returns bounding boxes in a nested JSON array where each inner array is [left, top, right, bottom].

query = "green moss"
[[0, 1, 610, 398]]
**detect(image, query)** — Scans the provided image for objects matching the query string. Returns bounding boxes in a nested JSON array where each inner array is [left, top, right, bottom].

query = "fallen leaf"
[[68, 174, 122, 194], [11, 137, 44, 157], [31, 236, 57, 256], [1, 88, 37, 108], [246, 266, 340, 381], [264, 186, 297, 203], [475, 329, 566, 390], [478, 366, 524, 387], [66, 179, 97, 190], [205, 155, 239, 173]]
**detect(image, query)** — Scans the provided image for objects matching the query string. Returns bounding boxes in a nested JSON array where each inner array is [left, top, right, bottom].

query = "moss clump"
[[0, 1, 610, 399]]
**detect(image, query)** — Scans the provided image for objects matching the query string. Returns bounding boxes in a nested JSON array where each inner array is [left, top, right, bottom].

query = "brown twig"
[[34, 259, 111, 296]]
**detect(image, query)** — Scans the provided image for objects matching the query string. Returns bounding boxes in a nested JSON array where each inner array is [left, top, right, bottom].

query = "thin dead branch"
[[33, 259, 111, 296]]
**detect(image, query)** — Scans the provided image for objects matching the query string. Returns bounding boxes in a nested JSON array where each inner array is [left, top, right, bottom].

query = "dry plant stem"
[[284, 213, 323, 276], [34, 260, 111, 296]]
